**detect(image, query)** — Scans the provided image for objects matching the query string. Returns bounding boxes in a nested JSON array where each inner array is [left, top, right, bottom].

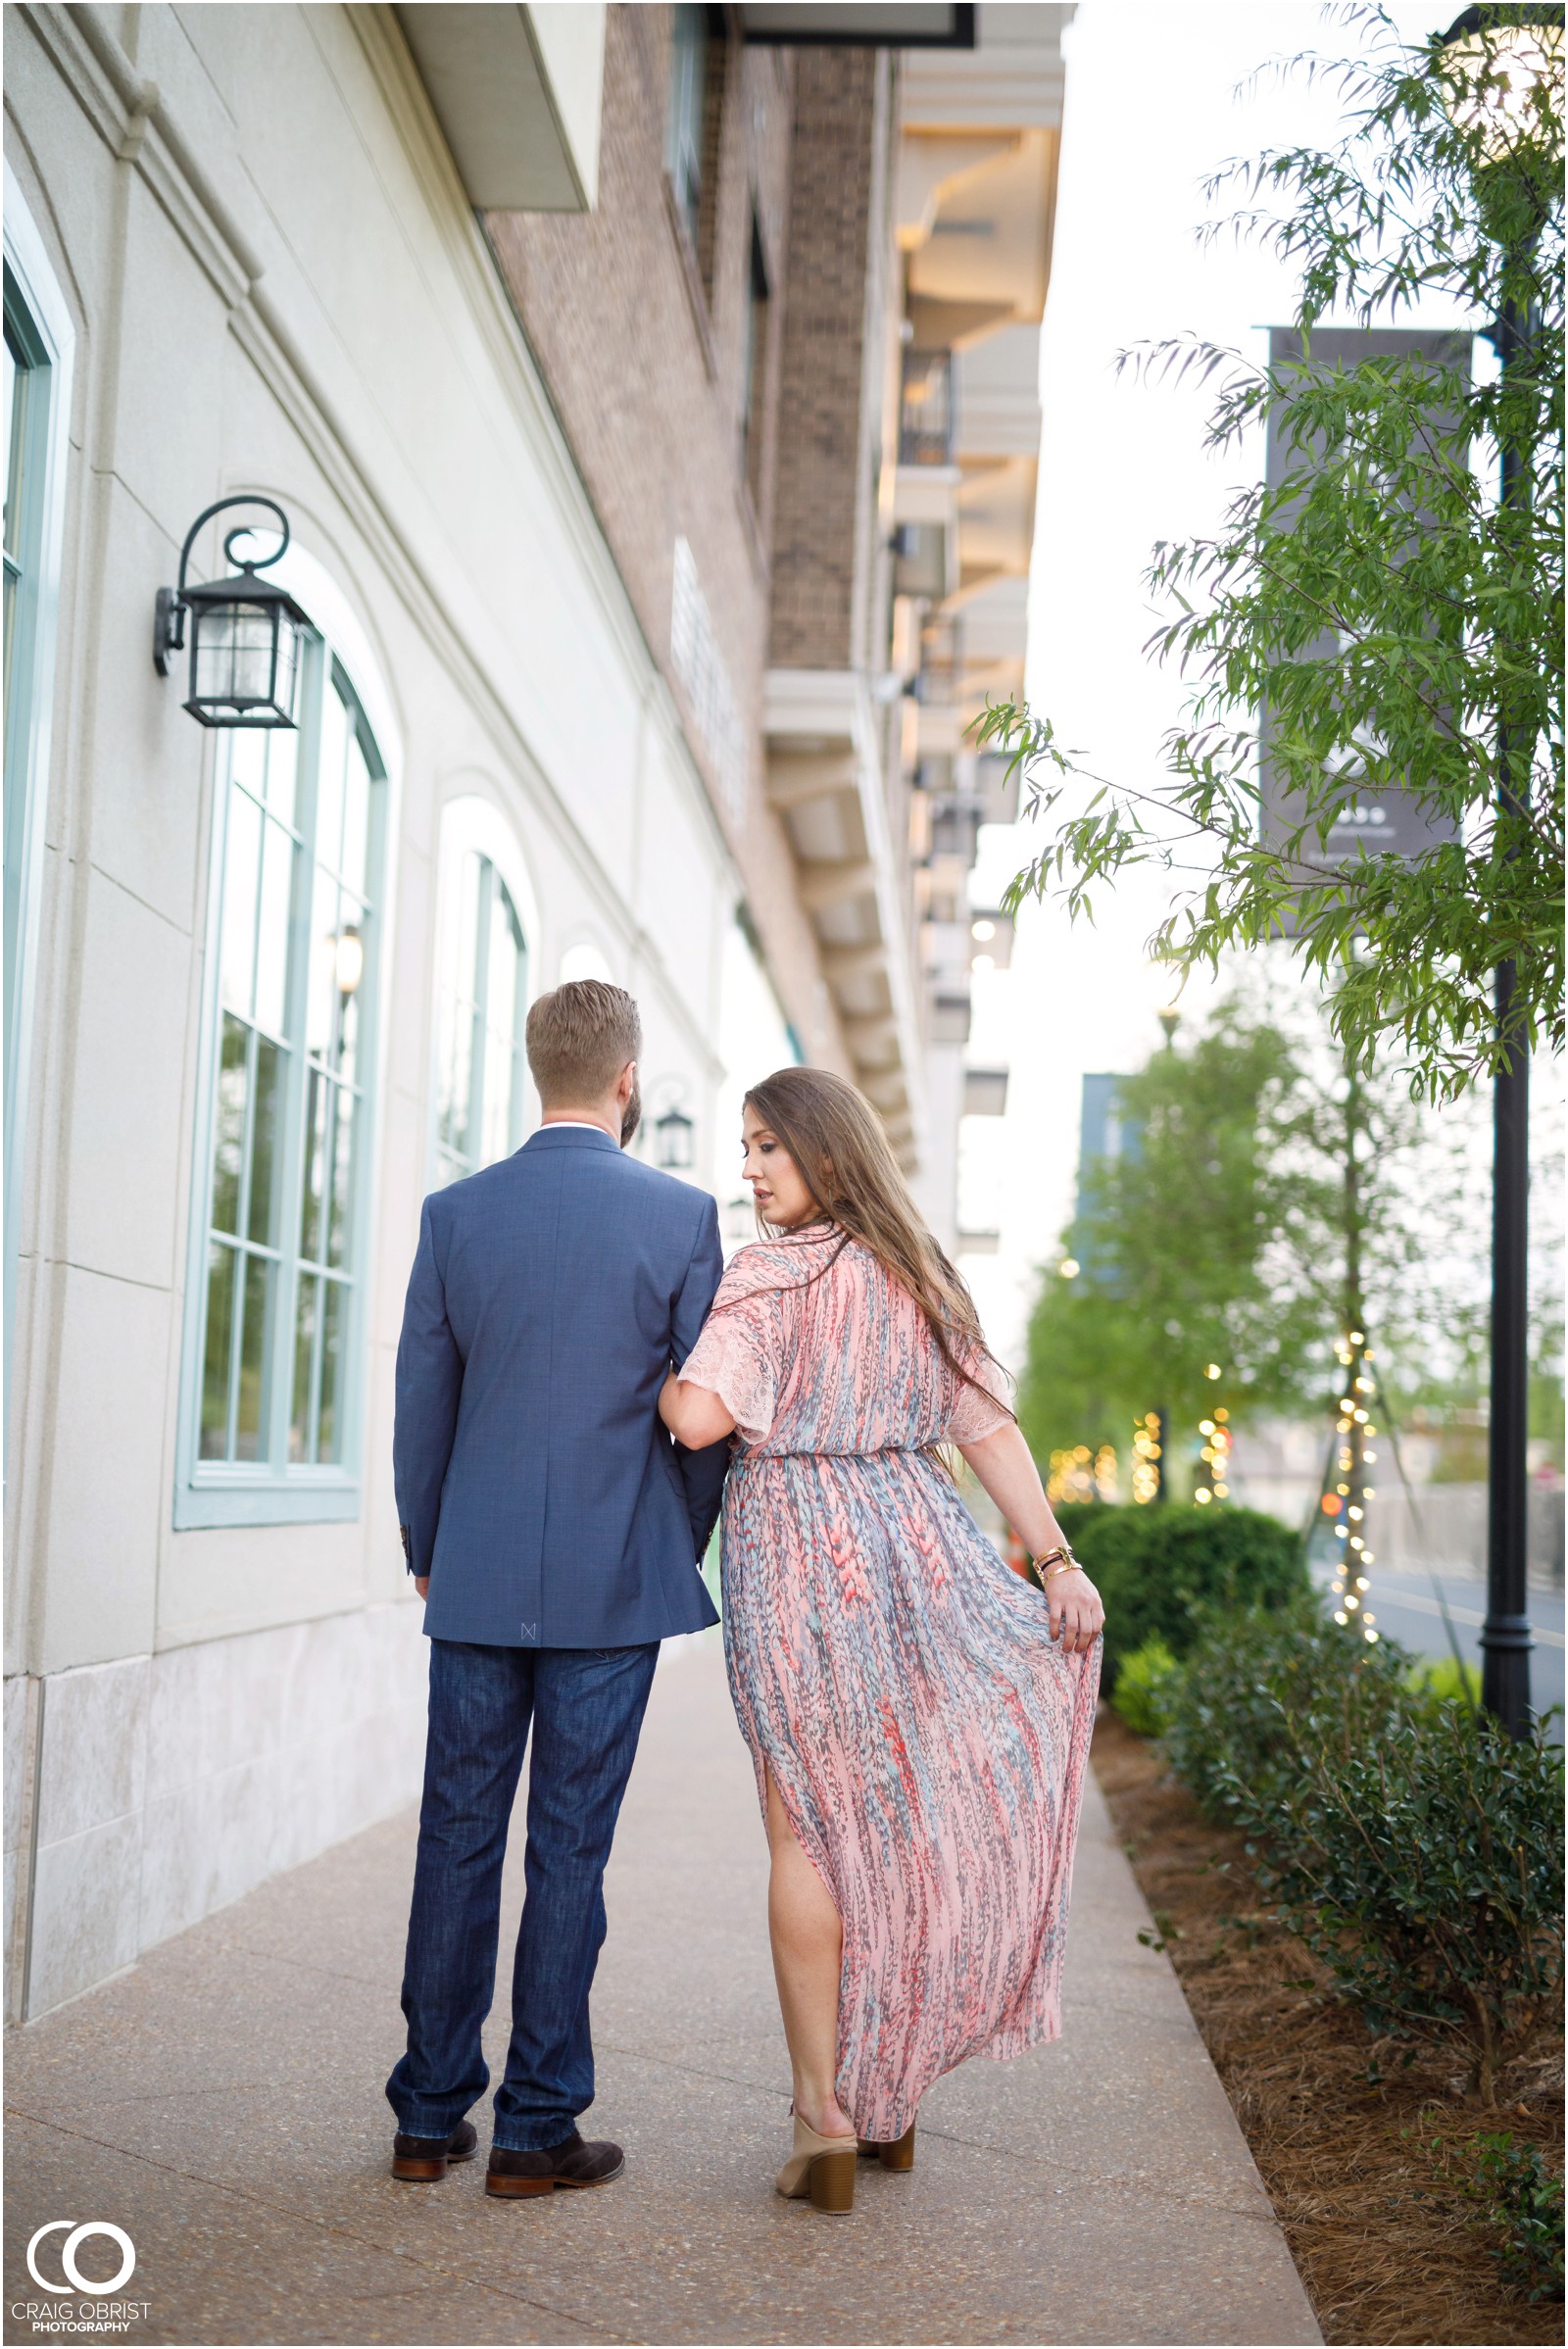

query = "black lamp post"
[[1435, 5, 1560, 1735], [154, 494, 311, 728]]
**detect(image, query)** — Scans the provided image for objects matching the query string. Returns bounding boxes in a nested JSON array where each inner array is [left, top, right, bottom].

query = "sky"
[[960, 0, 1474, 1366]]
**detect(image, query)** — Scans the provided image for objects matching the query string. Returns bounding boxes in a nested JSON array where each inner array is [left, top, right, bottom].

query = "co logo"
[[25, 2222, 136, 2295]]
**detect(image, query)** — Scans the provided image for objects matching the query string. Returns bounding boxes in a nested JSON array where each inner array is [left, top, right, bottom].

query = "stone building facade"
[[2, 2, 1068, 2024]]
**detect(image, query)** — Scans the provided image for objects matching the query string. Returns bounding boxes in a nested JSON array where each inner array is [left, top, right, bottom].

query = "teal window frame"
[[4, 171, 74, 1439], [433, 848, 529, 1189], [173, 637, 388, 1529]]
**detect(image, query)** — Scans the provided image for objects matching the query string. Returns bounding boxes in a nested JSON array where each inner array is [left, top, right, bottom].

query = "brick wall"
[[767, 49, 891, 674], [485, 6, 852, 1069]]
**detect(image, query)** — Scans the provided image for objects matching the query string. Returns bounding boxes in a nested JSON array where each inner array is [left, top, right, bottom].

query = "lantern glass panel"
[[657, 1107, 695, 1170], [193, 599, 274, 709], [188, 595, 303, 724]]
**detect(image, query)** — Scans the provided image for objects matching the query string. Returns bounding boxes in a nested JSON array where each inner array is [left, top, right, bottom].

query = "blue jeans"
[[386, 1638, 659, 2151]]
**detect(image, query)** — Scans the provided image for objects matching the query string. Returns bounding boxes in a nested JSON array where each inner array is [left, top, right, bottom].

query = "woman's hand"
[[660, 1368, 736, 1448], [957, 1423, 1106, 1654], [1043, 1566, 1102, 1655]]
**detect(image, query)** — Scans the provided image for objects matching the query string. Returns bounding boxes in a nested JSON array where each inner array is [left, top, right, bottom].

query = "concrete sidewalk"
[[4, 1639, 1319, 2347]]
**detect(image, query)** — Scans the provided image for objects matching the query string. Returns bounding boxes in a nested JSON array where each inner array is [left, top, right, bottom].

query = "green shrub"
[[1264, 1703, 1564, 2103], [1051, 1501, 1306, 1688], [1456, 2132, 1565, 2302], [1109, 1637, 1181, 1737], [1164, 1600, 1565, 2104], [1464, 2133, 1566, 2301], [1161, 1594, 1417, 1835]]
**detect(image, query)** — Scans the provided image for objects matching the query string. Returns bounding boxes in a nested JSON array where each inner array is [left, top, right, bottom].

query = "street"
[[1309, 1561, 1565, 1729]]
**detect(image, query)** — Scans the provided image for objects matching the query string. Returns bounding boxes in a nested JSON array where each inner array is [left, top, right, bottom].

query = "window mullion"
[[306, 1071, 335, 1462], [235, 1022, 258, 1253], [267, 638, 323, 1473], [334, 761, 386, 1471], [509, 916, 529, 1153], [467, 858, 493, 1171], [222, 1245, 244, 1464]]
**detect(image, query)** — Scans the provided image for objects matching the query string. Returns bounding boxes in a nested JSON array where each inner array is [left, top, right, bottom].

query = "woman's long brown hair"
[[741, 1065, 1010, 1406]]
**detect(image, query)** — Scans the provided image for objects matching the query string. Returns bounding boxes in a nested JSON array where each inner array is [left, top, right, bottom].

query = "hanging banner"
[[1259, 326, 1470, 884]]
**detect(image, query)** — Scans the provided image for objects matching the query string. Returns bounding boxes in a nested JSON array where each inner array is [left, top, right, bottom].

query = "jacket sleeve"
[[670, 1195, 730, 1561], [393, 1198, 464, 1578]]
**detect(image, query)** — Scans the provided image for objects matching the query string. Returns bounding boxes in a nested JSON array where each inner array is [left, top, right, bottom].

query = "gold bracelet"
[[1036, 1546, 1079, 1580]]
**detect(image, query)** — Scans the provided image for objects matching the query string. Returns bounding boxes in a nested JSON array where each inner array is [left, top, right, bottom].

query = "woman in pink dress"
[[660, 1067, 1104, 2215]]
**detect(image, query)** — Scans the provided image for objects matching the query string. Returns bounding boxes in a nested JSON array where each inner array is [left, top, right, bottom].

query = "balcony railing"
[[900, 348, 955, 466], [913, 616, 963, 703], [929, 800, 982, 866]]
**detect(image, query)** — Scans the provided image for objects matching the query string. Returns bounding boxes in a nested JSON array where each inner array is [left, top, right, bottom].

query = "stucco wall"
[[3, 1, 753, 2017]]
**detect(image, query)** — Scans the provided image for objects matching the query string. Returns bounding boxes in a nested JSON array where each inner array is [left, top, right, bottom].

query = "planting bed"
[[1091, 1707, 1564, 2346]]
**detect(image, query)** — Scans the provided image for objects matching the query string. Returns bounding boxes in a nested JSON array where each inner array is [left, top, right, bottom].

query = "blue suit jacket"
[[394, 1126, 727, 1647]]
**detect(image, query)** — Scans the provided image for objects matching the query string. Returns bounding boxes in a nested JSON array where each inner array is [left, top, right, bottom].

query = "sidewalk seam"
[[3, 2106, 635, 2345]]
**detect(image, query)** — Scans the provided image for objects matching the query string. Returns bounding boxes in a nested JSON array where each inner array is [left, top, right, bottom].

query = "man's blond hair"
[[525, 980, 642, 1107]]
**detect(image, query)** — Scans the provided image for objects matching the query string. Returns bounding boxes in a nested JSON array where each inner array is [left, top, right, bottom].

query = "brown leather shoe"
[[391, 2120, 479, 2180], [485, 2129, 625, 2199]]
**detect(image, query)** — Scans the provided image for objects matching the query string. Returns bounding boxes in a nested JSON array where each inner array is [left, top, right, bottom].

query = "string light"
[[1131, 1411, 1162, 1505], [1192, 1389, 1234, 1507], [1327, 1331, 1380, 1642]]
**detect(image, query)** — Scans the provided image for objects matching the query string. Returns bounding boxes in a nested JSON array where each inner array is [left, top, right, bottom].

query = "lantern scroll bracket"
[[154, 494, 311, 730]]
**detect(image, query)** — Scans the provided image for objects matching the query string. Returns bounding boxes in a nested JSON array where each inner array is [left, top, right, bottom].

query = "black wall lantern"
[[154, 495, 311, 728], [654, 1097, 696, 1172]]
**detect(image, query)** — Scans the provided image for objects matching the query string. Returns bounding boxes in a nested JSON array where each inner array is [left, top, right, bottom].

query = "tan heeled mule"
[[858, 2120, 916, 2171], [775, 2115, 858, 2212]]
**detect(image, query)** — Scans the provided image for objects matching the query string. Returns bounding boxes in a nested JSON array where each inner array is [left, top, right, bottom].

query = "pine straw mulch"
[[1090, 1707, 1564, 2348]]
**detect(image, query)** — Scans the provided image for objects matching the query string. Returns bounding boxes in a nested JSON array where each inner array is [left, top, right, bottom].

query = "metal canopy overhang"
[[737, 4, 975, 47]]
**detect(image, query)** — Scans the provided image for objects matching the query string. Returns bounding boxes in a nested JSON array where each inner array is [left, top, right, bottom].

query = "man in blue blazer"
[[386, 981, 728, 2198]]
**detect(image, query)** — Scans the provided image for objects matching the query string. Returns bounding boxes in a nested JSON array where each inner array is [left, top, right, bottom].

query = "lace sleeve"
[[943, 1344, 1013, 1444], [677, 1250, 783, 1444], [678, 1312, 777, 1444]]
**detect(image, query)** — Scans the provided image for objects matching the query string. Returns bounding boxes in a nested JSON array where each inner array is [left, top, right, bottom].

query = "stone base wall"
[[5, 1602, 427, 2023]]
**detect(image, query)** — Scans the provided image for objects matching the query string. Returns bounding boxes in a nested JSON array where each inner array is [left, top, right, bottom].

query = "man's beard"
[[619, 1077, 642, 1149]]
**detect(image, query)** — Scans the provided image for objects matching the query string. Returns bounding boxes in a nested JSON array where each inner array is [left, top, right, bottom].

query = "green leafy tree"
[[1019, 984, 1500, 1473], [979, 5, 1564, 1100], [1018, 1003, 1331, 1461]]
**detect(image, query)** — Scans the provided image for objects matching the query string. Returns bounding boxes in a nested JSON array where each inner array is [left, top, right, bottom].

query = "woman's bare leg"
[[763, 1767, 856, 2138]]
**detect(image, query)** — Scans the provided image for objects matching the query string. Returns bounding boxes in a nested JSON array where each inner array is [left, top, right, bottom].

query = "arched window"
[[432, 799, 535, 1186], [176, 628, 390, 1526]]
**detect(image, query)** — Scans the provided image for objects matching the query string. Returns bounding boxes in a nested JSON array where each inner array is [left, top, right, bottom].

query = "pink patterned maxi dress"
[[679, 1224, 1101, 2139]]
